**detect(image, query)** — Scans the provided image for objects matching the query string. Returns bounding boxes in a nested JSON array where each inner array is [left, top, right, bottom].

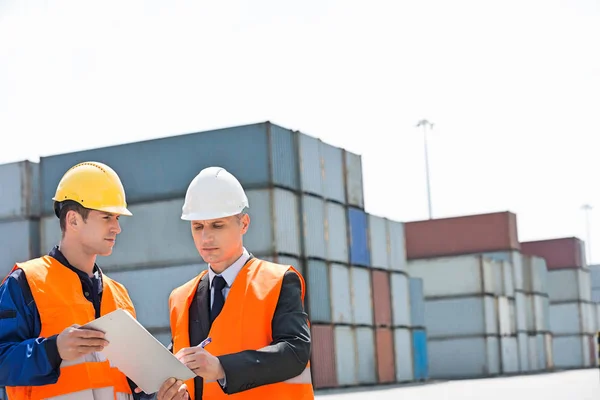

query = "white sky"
[[1, 1, 599, 262]]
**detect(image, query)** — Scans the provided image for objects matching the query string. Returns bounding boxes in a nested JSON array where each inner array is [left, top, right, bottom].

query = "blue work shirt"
[[0, 246, 151, 398]]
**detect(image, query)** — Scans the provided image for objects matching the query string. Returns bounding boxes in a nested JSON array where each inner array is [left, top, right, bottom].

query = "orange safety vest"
[[3, 256, 135, 400], [169, 258, 314, 400]]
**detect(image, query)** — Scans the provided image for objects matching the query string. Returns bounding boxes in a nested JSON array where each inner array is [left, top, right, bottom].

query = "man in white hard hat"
[[157, 167, 314, 400]]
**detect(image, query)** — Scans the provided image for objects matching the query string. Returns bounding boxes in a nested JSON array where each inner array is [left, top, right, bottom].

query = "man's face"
[[191, 214, 249, 267], [73, 210, 122, 256]]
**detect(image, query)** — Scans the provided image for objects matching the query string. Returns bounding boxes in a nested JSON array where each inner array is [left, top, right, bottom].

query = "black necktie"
[[211, 276, 227, 323]]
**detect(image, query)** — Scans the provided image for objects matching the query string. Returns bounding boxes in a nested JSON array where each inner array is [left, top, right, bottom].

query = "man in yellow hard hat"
[[154, 167, 313, 400], [0, 161, 150, 400]]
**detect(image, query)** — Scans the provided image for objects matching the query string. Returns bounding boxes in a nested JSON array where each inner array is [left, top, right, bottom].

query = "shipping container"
[[542, 333, 552, 370], [343, 150, 364, 209], [387, 219, 407, 272], [501, 260, 515, 297], [593, 288, 600, 302], [394, 328, 414, 382], [320, 142, 346, 204], [301, 194, 327, 259], [549, 301, 596, 335], [514, 291, 528, 332], [527, 335, 540, 371], [40, 122, 301, 215], [404, 211, 520, 260], [0, 219, 40, 278], [483, 251, 524, 291], [310, 325, 337, 389], [0, 161, 40, 221], [375, 328, 396, 383], [151, 331, 172, 347], [330, 263, 352, 324], [497, 297, 512, 336], [409, 278, 426, 328], [297, 133, 324, 197], [355, 327, 377, 384], [411, 329, 429, 381], [351, 267, 374, 325], [325, 202, 349, 263], [522, 255, 549, 294], [306, 260, 331, 323], [273, 255, 303, 275], [547, 268, 591, 303], [372, 270, 392, 327], [108, 263, 206, 329], [535, 295, 550, 332], [517, 333, 529, 372], [500, 336, 519, 373], [390, 272, 411, 327], [591, 264, 600, 287], [425, 295, 498, 338], [348, 207, 370, 266], [428, 336, 500, 379], [334, 326, 358, 386], [408, 255, 502, 298], [521, 237, 586, 270], [368, 214, 389, 269], [552, 334, 588, 369]]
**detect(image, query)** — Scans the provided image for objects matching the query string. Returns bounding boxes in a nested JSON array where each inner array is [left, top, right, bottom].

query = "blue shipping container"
[[39, 122, 299, 215], [409, 277, 425, 327], [412, 329, 429, 381], [348, 207, 370, 266]]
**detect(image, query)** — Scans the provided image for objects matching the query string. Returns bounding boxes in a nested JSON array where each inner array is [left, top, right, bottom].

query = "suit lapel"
[[196, 273, 211, 338]]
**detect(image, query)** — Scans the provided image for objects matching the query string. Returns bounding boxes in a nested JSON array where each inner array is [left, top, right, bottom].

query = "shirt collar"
[[208, 247, 250, 289]]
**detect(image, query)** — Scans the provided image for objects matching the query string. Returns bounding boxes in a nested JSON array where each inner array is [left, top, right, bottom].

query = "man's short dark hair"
[[55, 200, 91, 233]]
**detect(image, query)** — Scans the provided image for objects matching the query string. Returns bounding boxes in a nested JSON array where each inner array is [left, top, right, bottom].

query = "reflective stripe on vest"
[[3, 256, 135, 400], [169, 258, 314, 400]]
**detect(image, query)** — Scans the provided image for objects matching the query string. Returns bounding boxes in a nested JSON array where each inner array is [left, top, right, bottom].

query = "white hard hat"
[[181, 167, 249, 221]]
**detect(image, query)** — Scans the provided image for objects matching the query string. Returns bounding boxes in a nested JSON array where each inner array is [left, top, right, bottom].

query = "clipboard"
[[82, 309, 196, 394]]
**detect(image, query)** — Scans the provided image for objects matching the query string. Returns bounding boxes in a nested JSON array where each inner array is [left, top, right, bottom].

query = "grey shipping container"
[[483, 251, 524, 291], [522, 255, 549, 294], [514, 291, 528, 332], [151, 331, 172, 347], [39, 122, 300, 215], [425, 295, 498, 338], [591, 264, 600, 287], [355, 327, 377, 384], [350, 266, 374, 325], [343, 150, 364, 209], [500, 336, 520, 373], [428, 336, 500, 379], [394, 328, 414, 382], [497, 296, 513, 336], [549, 301, 596, 335], [0, 161, 40, 221], [108, 263, 206, 329], [517, 333, 529, 372], [501, 260, 515, 297], [547, 268, 591, 303], [409, 277, 426, 327], [368, 214, 389, 269], [334, 326, 358, 386], [301, 194, 327, 259], [408, 255, 503, 298], [387, 219, 407, 271], [320, 142, 346, 204], [325, 201, 349, 263], [330, 263, 352, 324], [390, 272, 411, 327], [0, 219, 40, 278], [297, 133, 324, 197], [552, 334, 589, 369], [274, 255, 303, 275], [593, 288, 600, 302], [306, 260, 331, 323]]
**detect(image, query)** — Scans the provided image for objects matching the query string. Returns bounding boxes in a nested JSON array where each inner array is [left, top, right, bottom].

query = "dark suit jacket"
[[170, 266, 312, 399]]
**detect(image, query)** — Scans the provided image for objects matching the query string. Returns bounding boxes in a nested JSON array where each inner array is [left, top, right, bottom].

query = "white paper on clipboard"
[[82, 309, 196, 394]]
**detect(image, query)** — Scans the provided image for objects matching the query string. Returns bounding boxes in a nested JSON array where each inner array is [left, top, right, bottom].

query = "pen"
[[198, 337, 212, 348]]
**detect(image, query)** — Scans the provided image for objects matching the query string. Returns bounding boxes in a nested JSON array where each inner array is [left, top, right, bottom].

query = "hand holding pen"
[[175, 337, 225, 382]]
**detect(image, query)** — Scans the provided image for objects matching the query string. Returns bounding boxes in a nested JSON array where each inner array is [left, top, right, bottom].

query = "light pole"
[[416, 119, 434, 219], [581, 204, 593, 264]]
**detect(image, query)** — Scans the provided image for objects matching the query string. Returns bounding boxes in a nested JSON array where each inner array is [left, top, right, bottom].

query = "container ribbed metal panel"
[[355, 327, 377, 384], [39, 122, 300, 215], [523, 255, 549, 294], [311, 325, 337, 389], [517, 333, 529, 372], [0, 219, 40, 278], [428, 336, 500, 379], [334, 326, 358, 386], [390, 272, 411, 327], [321, 142, 345, 204], [501, 260, 515, 297], [368, 214, 389, 269], [348, 207, 370, 266], [547, 268, 591, 302], [330, 263, 352, 324], [351, 267, 373, 325], [109, 264, 206, 329], [0, 161, 40, 221], [343, 150, 364, 208], [409, 277, 425, 327], [500, 336, 519, 373], [550, 301, 596, 335], [297, 133, 324, 197], [301, 194, 326, 259], [425, 295, 498, 338], [387, 219, 407, 271], [483, 251, 524, 291], [325, 201, 348, 263], [497, 296, 512, 336], [528, 335, 540, 371], [394, 328, 414, 382], [514, 291, 528, 332], [306, 260, 331, 323]]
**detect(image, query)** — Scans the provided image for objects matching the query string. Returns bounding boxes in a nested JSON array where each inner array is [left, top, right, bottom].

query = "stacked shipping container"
[[521, 238, 598, 369]]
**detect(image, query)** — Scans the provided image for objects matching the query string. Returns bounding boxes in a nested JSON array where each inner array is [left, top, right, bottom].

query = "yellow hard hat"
[[53, 161, 133, 217]]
